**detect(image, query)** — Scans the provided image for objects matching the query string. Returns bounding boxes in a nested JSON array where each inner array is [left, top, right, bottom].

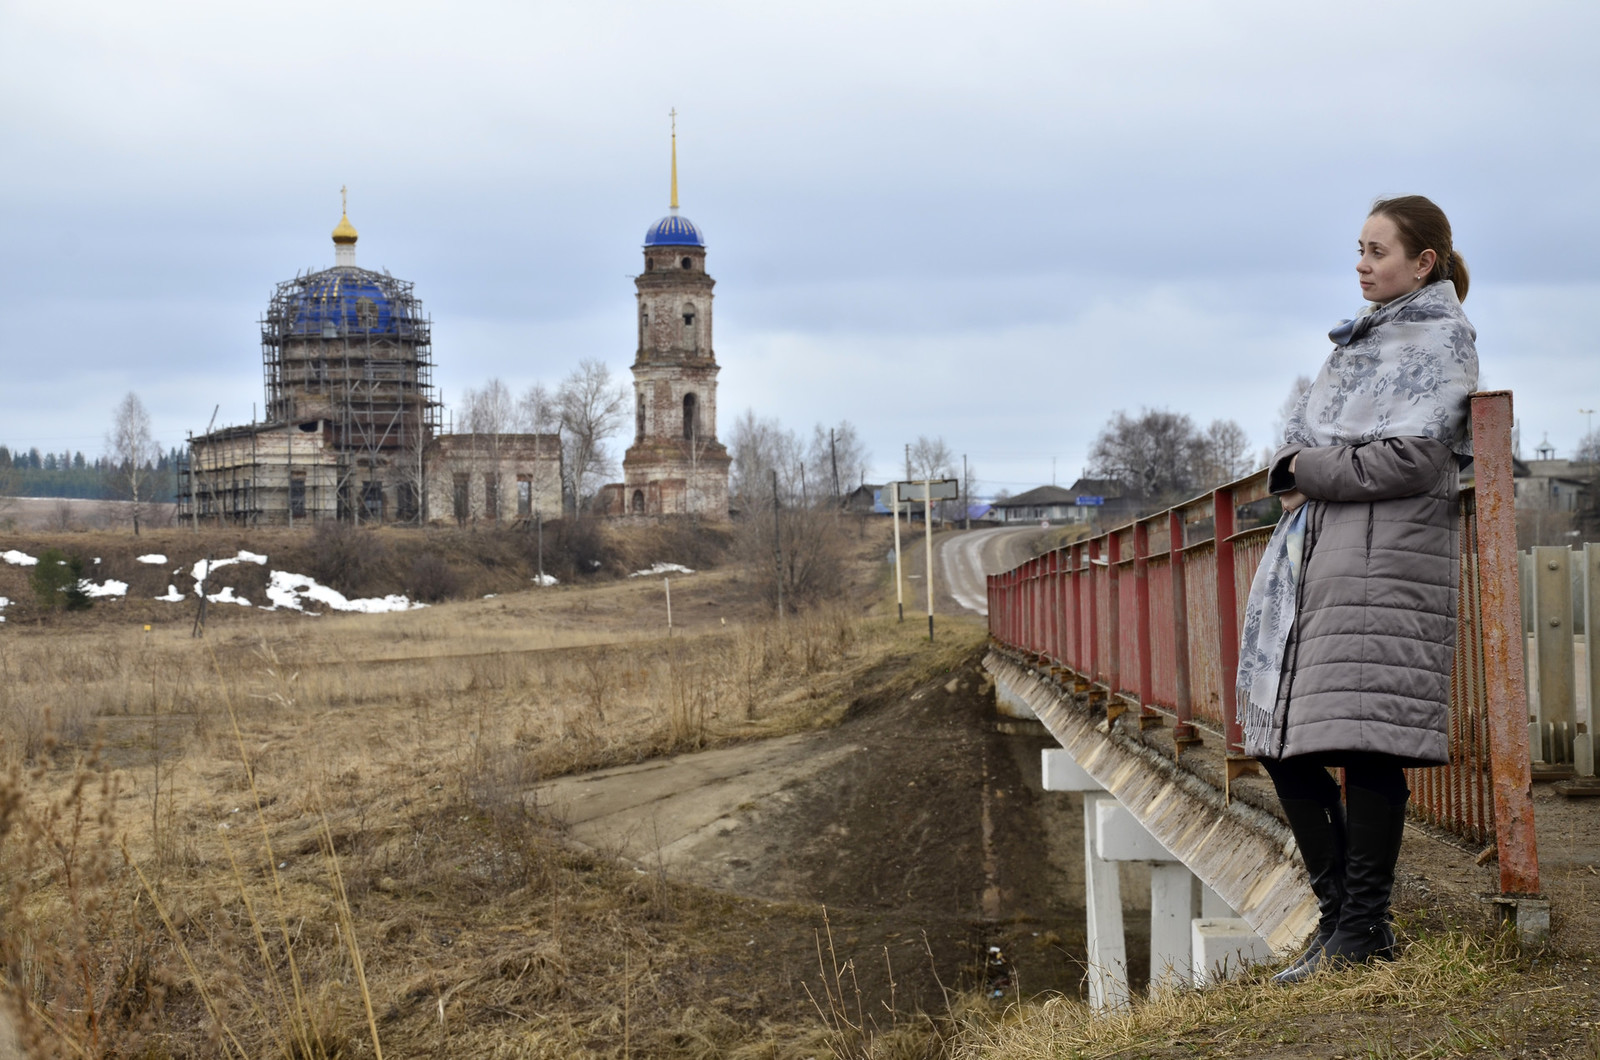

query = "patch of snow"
[[191, 550, 268, 583], [0, 595, 9, 622], [629, 562, 695, 578], [207, 586, 251, 607], [483, 594, 498, 599], [262, 570, 423, 614], [532, 573, 559, 587], [77, 579, 128, 598], [94, 557, 101, 565], [155, 585, 186, 602], [3, 550, 38, 566], [136, 554, 167, 564]]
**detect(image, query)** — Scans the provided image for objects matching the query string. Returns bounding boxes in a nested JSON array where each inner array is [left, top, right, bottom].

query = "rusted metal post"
[[1214, 485, 1254, 789], [1046, 548, 1060, 666], [1169, 508, 1198, 749], [1107, 532, 1122, 699], [1088, 537, 1102, 687], [1134, 519, 1160, 728], [1071, 543, 1085, 674], [1470, 390, 1541, 899]]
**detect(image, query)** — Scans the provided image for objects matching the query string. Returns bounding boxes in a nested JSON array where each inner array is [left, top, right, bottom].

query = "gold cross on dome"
[[669, 108, 676, 135], [341, 185, 348, 214]]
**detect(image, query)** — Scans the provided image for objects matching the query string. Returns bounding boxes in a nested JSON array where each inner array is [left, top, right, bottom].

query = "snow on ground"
[[136, 554, 167, 564], [2, 550, 37, 566], [629, 562, 695, 578], [77, 579, 128, 598], [207, 586, 251, 607], [156, 585, 186, 602], [191, 550, 268, 584], [533, 573, 559, 586], [0, 595, 9, 622], [262, 570, 422, 614]]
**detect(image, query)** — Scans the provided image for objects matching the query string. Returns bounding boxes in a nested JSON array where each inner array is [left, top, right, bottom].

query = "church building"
[[599, 120, 731, 519]]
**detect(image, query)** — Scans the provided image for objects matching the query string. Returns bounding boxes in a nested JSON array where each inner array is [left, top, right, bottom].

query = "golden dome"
[[332, 211, 359, 245]]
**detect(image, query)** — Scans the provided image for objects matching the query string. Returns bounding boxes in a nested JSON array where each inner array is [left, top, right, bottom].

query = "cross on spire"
[[669, 108, 679, 211], [341, 184, 348, 215]]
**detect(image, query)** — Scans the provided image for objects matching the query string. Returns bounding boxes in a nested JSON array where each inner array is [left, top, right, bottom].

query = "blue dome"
[[644, 213, 705, 247], [276, 267, 423, 338]]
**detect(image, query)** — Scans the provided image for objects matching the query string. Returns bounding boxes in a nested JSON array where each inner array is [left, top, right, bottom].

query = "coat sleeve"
[[1289, 436, 1453, 503]]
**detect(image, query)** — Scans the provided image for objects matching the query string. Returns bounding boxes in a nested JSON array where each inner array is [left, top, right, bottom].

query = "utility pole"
[[924, 478, 935, 642], [772, 468, 783, 622], [905, 443, 912, 483], [963, 453, 969, 530], [892, 482, 904, 622], [830, 428, 840, 499]]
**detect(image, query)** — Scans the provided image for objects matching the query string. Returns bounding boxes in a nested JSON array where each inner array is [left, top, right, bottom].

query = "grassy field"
[[3, 521, 1598, 1059]]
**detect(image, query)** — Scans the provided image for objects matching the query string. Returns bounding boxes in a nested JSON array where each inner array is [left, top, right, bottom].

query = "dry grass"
[[945, 931, 1580, 1059], [0, 548, 977, 1058]]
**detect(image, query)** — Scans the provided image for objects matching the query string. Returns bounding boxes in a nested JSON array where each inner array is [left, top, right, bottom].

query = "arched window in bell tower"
[[683, 393, 698, 440], [637, 394, 646, 440], [682, 303, 697, 349]]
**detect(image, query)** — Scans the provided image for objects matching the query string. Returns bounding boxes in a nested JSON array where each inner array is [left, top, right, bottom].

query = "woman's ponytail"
[[1445, 249, 1469, 302]]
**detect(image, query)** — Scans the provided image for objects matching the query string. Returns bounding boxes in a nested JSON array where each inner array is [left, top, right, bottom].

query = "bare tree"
[[519, 381, 560, 517], [106, 392, 160, 535], [459, 378, 517, 521], [557, 359, 629, 511], [908, 435, 955, 482], [1087, 408, 1204, 505], [729, 410, 803, 506], [805, 420, 871, 498], [1196, 418, 1255, 487]]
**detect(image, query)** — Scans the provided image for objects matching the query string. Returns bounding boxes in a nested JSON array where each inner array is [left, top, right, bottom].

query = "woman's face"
[[1356, 213, 1434, 304]]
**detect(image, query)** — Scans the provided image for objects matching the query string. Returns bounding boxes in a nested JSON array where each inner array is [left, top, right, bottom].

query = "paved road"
[[934, 525, 1054, 616]]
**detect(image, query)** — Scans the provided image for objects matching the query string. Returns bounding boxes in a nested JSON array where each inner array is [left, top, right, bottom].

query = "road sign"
[[1076, 495, 1105, 506], [896, 478, 960, 502]]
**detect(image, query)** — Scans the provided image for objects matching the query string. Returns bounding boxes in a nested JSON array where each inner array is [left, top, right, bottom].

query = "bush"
[[29, 548, 92, 612], [734, 503, 850, 612], [405, 551, 462, 603], [307, 522, 392, 596]]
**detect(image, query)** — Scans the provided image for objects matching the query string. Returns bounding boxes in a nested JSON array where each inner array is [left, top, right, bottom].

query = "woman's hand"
[[1280, 489, 1308, 514]]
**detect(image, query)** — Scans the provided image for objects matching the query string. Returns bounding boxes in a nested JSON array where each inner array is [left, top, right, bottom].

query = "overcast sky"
[[2, 0, 1596, 494]]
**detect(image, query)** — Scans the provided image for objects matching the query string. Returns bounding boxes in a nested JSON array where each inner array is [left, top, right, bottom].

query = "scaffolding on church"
[[179, 265, 440, 526]]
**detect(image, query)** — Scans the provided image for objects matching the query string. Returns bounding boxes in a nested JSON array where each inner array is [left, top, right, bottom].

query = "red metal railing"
[[988, 391, 1540, 898]]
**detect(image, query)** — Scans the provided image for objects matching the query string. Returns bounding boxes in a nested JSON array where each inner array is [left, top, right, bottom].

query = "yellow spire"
[[332, 184, 358, 245], [669, 108, 678, 211]]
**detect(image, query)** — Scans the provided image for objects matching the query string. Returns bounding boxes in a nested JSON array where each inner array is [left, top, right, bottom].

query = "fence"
[[1521, 542, 1598, 775], [988, 391, 1540, 900]]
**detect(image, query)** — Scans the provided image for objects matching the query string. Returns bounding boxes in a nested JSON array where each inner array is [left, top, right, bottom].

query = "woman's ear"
[[1414, 248, 1438, 279]]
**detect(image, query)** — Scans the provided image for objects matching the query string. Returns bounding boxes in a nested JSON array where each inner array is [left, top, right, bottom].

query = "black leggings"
[[1260, 753, 1411, 809]]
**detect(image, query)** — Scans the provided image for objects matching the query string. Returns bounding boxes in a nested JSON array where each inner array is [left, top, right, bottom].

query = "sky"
[[2, 0, 1597, 495]]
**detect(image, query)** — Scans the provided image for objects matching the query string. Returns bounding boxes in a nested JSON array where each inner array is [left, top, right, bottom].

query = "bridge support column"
[[1043, 748, 1263, 1005]]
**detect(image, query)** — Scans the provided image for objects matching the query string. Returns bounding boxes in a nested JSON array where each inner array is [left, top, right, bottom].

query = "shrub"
[[29, 548, 92, 612], [405, 551, 462, 603], [307, 522, 392, 596]]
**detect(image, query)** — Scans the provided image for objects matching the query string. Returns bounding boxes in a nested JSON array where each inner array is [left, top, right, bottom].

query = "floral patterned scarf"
[[1238, 280, 1477, 758]]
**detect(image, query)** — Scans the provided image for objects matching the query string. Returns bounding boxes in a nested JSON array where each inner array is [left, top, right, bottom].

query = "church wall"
[[423, 434, 564, 526]]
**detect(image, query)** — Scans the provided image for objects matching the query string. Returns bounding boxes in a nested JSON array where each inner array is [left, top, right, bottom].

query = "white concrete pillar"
[[1149, 863, 1195, 992], [1192, 918, 1272, 986], [1082, 792, 1129, 1010], [1200, 882, 1234, 918]]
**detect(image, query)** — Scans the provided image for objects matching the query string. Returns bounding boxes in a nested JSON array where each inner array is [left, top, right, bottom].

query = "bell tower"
[[619, 113, 731, 518]]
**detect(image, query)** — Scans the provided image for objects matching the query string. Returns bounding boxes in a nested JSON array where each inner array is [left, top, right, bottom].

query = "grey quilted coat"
[[1263, 436, 1459, 764]]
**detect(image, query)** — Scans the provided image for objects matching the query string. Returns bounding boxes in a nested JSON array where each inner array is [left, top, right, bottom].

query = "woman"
[[1236, 195, 1477, 984]]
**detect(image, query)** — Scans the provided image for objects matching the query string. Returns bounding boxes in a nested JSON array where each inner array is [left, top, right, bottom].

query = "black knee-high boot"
[[1321, 785, 1404, 966], [1272, 798, 1346, 985]]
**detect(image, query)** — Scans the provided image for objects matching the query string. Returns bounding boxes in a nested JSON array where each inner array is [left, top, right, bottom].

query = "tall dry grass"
[[0, 580, 974, 1057]]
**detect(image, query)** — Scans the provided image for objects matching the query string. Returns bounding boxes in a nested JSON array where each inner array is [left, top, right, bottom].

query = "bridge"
[[974, 390, 1548, 1007]]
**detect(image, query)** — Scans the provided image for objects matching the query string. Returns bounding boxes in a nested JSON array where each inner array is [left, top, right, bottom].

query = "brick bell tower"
[[619, 113, 731, 518]]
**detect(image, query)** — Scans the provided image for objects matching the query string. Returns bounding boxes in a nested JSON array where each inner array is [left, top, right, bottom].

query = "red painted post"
[[1071, 543, 1084, 673], [1046, 549, 1060, 666], [1134, 519, 1156, 718], [1087, 537, 1101, 685], [1213, 486, 1244, 755], [1169, 508, 1198, 746], [1107, 532, 1122, 694], [1471, 390, 1541, 896]]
